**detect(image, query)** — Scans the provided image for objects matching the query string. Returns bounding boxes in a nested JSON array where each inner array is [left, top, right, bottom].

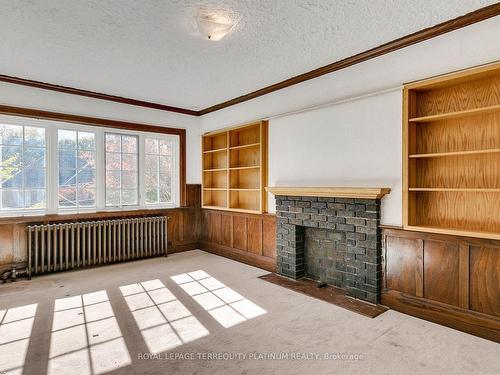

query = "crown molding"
[[0, 74, 199, 116], [1, 3, 499, 117]]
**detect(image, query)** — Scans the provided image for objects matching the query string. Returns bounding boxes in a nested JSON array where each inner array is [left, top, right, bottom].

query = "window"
[[145, 137, 174, 205], [0, 124, 46, 211], [0, 115, 180, 216], [58, 130, 96, 208], [105, 133, 138, 207]]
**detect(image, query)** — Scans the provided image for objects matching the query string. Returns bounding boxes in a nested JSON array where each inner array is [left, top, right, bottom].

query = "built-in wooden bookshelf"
[[403, 62, 500, 240], [202, 121, 268, 213]]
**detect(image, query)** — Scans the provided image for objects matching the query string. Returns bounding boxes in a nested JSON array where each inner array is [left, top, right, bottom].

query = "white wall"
[[0, 82, 202, 183], [269, 90, 402, 225], [201, 15, 500, 226]]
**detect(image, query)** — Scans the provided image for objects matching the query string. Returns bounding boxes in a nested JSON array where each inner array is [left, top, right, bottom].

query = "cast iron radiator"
[[26, 216, 168, 276]]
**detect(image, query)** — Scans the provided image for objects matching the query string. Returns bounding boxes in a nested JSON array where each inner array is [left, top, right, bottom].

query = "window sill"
[[0, 206, 182, 225]]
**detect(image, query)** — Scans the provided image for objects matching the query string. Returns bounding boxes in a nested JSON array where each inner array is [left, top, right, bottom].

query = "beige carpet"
[[0, 250, 498, 375]]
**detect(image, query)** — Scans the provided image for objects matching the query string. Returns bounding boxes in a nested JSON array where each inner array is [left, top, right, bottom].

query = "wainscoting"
[[381, 227, 500, 342], [200, 209, 277, 272]]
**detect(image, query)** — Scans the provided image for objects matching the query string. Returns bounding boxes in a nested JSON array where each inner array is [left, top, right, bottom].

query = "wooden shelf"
[[229, 142, 260, 150], [203, 147, 227, 154], [409, 148, 500, 158], [202, 121, 268, 213], [203, 168, 227, 172], [404, 63, 500, 239], [229, 166, 260, 170], [409, 188, 500, 192], [409, 104, 500, 123], [406, 225, 500, 241]]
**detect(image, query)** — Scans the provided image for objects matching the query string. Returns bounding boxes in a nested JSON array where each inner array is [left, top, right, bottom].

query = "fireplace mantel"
[[266, 187, 390, 199]]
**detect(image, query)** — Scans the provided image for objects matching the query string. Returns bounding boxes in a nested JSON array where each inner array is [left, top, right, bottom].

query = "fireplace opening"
[[304, 227, 346, 288]]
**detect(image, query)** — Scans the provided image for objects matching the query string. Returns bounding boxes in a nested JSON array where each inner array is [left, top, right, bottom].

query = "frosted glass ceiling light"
[[196, 14, 234, 41]]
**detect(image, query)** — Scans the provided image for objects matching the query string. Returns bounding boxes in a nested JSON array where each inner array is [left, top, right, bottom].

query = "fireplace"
[[268, 187, 390, 304]]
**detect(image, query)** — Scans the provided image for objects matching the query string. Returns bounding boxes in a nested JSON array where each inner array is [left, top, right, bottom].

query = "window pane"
[[79, 168, 95, 186], [159, 156, 171, 172], [59, 187, 76, 207], [58, 150, 76, 169], [77, 150, 95, 169], [145, 138, 159, 154], [78, 132, 95, 150], [0, 124, 47, 212], [121, 171, 137, 189], [25, 127, 45, 147], [1, 146, 23, 168], [121, 154, 137, 171], [1, 168, 22, 188], [58, 130, 77, 149], [78, 187, 95, 207], [0, 125, 23, 145], [145, 172, 158, 204], [106, 188, 120, 206], [122, 136, 137, 153], [159, 174, 172, 202], [24, 169, 45, 188], [145, 155, 157, 173], [121, 189, 137, 205], [106, 152, 121, 170], [24, 148, 45, 168], [59, 169, 76, 187], [105, 170, 120, 188], [25, 189, 45, 209], [105, 134, 121, 152], [159, 140, 172, 155], [2, 189, 23, 209]]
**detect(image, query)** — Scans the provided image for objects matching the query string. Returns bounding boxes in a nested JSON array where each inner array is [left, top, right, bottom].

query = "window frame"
[[0, 114, 181, 217]]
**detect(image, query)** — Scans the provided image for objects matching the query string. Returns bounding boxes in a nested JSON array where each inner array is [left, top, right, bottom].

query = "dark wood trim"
[[381, 290, 500, 343], [1, 4, 499, 116], [200, 240, 276, 272], [0, 74, 198, 116], [198, 4, 500, 115], [169, 243, 200, 254], [0, 104, 187, 206]]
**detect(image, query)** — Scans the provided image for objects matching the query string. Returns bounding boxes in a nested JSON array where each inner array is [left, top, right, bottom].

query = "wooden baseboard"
[[200, 240, 276, 272], [168, 242, 200, 254], [381, 290, 500, 343]]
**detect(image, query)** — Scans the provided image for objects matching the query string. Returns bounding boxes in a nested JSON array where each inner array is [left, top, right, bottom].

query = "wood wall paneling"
[[185, 184, 201, 208], [232, 215, 247, 251], [423, 240, 460, 306], [247, 217, 263, 255], [262, 215, 277, 258], [385, 235, 421, 295], [382, 227, 500, 342], [200, 209, 276, 271], [221, 213, 232, 247], [470, 245, 500, 317]]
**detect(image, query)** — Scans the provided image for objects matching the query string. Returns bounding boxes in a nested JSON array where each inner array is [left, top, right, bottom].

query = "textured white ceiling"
[[0, 0, 495, 110]]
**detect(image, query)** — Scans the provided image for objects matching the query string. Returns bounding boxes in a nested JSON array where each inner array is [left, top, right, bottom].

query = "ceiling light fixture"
[[195, 13, 234, 41]]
